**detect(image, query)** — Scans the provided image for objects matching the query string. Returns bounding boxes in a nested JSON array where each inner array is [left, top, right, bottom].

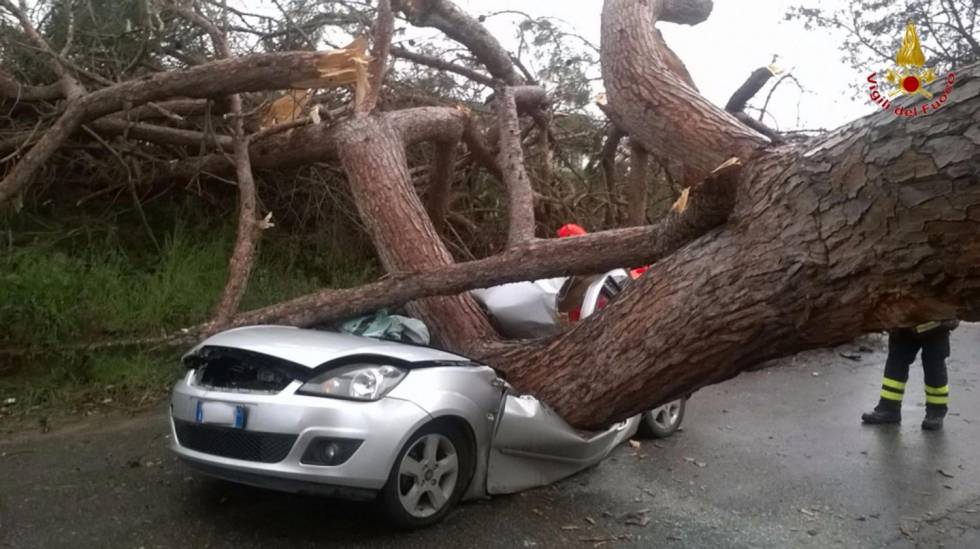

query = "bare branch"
[[723, 66, 788, 144], [391, 46, 495, 87], [170, 0, 261, 329], [599, 124, 625, 225], [398, 0, 524, 85], [359, 0, 394, 114]]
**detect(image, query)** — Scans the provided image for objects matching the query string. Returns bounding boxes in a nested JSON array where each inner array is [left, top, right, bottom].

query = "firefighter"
[[861, 320, 958, 430]]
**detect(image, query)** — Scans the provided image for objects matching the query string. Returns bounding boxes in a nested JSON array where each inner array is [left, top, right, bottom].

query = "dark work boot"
[[922, 406, 947, 431], [862, 401, 902, 425]]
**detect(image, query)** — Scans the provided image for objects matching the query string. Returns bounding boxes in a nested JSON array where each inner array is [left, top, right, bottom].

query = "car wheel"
[[379, 422, 473, 528], [638, 398, 686, 438]]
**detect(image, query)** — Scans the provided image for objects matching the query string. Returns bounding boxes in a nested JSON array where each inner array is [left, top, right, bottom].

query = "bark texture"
[[496, 87, 537, 245], [626, 141, 649, 225]]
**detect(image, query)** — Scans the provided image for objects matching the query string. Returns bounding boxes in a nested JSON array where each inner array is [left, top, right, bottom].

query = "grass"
[[0, 217, 378, 420]]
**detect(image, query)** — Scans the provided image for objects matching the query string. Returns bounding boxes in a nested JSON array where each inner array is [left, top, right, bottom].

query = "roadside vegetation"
[[0, 199, 378, 421]]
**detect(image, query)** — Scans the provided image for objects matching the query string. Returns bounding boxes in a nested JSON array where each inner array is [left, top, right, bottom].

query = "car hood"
[[186, 325, 471, 368]]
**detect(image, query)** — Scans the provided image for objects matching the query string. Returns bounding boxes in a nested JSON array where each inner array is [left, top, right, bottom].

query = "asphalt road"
[[2, 325, 979, 548]]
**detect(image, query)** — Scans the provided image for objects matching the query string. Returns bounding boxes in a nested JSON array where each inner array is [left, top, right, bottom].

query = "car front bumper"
[[169, 372, 432, 494]]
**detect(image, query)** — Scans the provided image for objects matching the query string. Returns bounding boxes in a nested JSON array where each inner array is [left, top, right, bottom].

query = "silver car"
[[171, 272, 685, 528]]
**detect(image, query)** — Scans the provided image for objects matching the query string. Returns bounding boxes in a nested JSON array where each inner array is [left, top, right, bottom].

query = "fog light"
[[301, 437, 362, 466]]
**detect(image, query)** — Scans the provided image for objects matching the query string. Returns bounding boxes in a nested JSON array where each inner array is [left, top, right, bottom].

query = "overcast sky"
[[455, 0, 872, 131]]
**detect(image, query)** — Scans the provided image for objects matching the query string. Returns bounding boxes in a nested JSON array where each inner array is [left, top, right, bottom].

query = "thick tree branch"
[[424, 137, 460, 235], [211, 93, 261, 328], [601, 0, 767, 182], [660, 0, 714, 25], [496, 87, 537, 246], [0, 70, 62, 101], [487, 66, 980, 428], [626, 141, 649, 226], [598, 124, 625, 225], [461, 116, 503, 180], [398, 0, 524, 85], [93, 118, 232, 150], [725, 66, 783, 143], [335, 115, 499, 351]]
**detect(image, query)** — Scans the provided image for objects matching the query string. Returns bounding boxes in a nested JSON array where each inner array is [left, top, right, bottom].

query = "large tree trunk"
[[489, 69, 980, 428]]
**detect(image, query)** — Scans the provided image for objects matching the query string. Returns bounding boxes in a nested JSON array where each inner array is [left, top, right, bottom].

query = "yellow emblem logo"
[[884, 22, 936, 98], [865, 21, 955, 117]]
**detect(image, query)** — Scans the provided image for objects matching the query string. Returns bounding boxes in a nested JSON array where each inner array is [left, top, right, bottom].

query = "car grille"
[[174, 420, 297, 463]]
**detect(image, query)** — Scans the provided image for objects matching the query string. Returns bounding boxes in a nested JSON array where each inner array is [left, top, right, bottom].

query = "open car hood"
[[185, 326, 471, 368]]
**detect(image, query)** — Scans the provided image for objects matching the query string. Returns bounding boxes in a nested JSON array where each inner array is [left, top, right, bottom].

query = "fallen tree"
[[2, 0, 978, 429]]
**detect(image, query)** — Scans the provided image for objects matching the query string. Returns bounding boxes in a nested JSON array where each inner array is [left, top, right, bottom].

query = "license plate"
[[196, 401, 247, 429]]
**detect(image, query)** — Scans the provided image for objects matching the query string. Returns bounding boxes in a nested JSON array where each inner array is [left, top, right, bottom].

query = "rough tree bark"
[[496, 87, 538, 245], [397, 0, 525, 85]]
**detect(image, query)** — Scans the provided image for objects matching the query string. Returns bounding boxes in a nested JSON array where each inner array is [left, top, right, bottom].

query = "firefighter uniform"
[[861, 320, 957, 430]]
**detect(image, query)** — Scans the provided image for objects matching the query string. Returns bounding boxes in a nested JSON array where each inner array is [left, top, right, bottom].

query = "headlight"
[[298, 364, 407, 401]]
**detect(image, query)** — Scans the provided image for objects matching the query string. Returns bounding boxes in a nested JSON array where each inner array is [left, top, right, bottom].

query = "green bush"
[[1, 225, 375, 347], [0, 219, 377, 416]]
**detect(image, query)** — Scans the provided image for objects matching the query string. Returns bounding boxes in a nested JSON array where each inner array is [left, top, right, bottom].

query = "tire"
[[637, 398, 686, 439], [378, 421, 474, 529]]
